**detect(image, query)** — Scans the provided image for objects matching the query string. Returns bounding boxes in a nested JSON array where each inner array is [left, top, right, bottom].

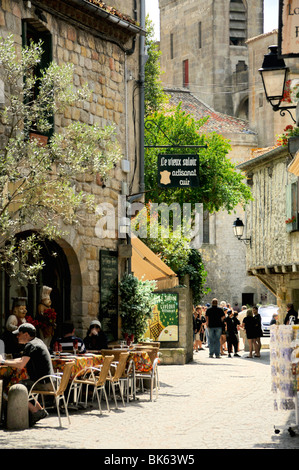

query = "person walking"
[[252, 306, 262, 357], [224, 310, 240, 357], [205, 298, 225, 358], [194, 307, 204, 351], [241, 309, 257, 358]]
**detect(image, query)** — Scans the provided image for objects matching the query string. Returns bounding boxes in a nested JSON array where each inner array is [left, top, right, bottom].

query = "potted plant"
[[119, 273, 156, 343]]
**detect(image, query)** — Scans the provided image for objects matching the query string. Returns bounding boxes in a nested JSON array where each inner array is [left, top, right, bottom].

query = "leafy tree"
[[119, 273, 156, 341], [144, 104, 252, 214], [144, 16, 168, 116], [132, 202, 210, 303], [0, 35, 122, 283]]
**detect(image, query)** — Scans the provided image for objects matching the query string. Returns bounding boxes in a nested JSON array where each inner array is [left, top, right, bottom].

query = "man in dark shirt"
[[284, 303, 299, 325], [0, 322, 54, 425], [205, 298, 225, 358]]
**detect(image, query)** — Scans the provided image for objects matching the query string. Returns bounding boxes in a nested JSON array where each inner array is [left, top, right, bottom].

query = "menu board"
[[144, 292, 179, 342], [99, 250, 118, 342]]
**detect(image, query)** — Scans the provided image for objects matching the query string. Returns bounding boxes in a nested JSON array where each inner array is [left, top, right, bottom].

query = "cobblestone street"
[[1, 343, 299, 454]]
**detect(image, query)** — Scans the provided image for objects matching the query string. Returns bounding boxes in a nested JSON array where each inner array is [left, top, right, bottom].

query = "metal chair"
[[135, 357, 159, 401], [107, 352, 129, 409], [67, 355, 114, 413], [28, 361, 75, 427]]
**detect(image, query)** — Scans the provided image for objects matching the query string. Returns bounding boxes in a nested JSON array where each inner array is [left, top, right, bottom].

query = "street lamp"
[[232, 217, 251, 247], [259, 45, 296, 123]]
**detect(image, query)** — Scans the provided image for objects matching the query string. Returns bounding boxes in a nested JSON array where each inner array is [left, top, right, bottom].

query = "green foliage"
[[0, 35, 122, 282], [132, 203, 209, 304], [177, 249, 209, 305], [119, 273, 156, 341], [144, 104, 252, 214], [144, 16, 168, 116]]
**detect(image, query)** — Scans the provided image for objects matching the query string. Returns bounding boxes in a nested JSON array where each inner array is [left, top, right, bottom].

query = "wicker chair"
[[107, 352, 129, 408], [67, 355, 114, 413], [28, 361, 75, 427]]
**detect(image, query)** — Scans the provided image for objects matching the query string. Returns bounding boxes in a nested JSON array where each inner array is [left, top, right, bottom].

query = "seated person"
[[0, 322, 54, 426], [56, 322, 86, 353], [83, 320, 108, 351]]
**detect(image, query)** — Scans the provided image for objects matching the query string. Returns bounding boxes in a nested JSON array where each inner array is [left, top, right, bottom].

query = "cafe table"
[[0, 365, 29, 393], [51, 353, 104, 382]]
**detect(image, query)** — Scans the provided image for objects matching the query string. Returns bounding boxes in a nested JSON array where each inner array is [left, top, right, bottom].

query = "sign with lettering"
[[278, 0, 299, 57], [158, 154, 199, 188], [144, 292, 179, 342], [99, 250, 118, 342]]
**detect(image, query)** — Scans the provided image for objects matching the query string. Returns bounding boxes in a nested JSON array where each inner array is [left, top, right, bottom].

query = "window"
[[229, 0, 246, 46], [202, 210, 210, 244], [183, 59, 189, 88], [170, 33, 174, 60], [198, 22, 202, 49], [22, 19, 53, 138], [286, 179, 299, 232]]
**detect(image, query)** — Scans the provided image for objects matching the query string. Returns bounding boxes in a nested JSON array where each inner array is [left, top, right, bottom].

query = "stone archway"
[[0, 231, 82, 338]]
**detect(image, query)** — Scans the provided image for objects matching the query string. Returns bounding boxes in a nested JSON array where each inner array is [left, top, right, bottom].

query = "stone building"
[[164, 87, 276, 307], [247, 29, 299, 147], [0, 0, 146, 341], [159, 0, 263, 118], [237, 146, 299, 319]]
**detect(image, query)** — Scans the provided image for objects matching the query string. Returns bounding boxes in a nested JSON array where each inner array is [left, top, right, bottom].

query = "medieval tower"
[[159, 0, 264, 118]]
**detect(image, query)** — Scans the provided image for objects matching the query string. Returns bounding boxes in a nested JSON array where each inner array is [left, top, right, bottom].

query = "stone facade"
[[238, 146, 299, 321], [159, 0, 263, 118], [0, 0, 144, 340], [247, 30, 299, 147]]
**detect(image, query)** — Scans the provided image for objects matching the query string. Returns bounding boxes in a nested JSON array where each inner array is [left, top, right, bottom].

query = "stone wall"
[[0, 0, 141, 337], [159, 276, 194, 365], [159, 0, 263, 117], [238, 146, 299, 319]]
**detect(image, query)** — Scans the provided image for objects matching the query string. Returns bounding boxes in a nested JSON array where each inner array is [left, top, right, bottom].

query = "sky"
[[145, 0, 279, 41]]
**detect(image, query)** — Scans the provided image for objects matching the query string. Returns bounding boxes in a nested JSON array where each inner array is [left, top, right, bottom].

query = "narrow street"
[[1, 340, 299, 452]]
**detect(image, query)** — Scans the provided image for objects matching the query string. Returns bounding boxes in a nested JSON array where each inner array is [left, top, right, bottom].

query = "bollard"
[[7, 384, 29, 430]]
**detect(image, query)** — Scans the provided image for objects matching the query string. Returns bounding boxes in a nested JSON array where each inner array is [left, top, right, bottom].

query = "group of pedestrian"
[[203, 298, 242, 358], [195, 298, 266, 359], [241, 306, 262, 358]]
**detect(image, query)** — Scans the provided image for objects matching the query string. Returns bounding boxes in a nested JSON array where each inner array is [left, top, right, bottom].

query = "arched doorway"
[[0, 231, 71, 337]]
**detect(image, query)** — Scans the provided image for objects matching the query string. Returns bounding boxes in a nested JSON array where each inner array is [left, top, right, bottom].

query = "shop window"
[[22, 19, 53, 138], [286, 179, 299, 232], [229, 0, 247, 46]]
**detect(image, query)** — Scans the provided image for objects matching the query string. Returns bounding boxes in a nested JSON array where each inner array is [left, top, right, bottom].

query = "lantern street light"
[[259, 45, 296, 123], [232, 217, 251, 247]]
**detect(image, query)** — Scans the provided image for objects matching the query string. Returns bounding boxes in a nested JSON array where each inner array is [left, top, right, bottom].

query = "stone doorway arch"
[[0, 231, 82, 338]]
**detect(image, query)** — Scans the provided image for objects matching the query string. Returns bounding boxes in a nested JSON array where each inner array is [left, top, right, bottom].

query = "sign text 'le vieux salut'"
[[279, 0, 299, 57]]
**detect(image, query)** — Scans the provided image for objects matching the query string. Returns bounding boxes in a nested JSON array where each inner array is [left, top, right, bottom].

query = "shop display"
[[270, 325, 298, 411]]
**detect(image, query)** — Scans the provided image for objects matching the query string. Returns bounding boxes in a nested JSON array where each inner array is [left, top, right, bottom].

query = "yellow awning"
[[131, 235, 179, 290], [288, 152, 299, 176]]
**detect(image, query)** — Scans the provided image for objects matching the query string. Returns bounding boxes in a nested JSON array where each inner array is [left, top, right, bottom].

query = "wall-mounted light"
[[233, 217, 251, 247], [259, 45, 296, 123]]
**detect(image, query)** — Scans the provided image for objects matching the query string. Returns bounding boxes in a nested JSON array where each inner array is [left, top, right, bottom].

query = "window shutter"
[[286, 181, 298, 232]]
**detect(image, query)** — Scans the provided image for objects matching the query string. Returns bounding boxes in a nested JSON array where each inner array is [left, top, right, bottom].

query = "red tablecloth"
[[129, 351, 152, 373], [0, 365, 29, 393], [51, 354, 103, 381]]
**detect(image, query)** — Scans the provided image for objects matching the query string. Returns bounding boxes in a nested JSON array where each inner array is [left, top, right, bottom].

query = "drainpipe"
[[139, 0, 147, 194]]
